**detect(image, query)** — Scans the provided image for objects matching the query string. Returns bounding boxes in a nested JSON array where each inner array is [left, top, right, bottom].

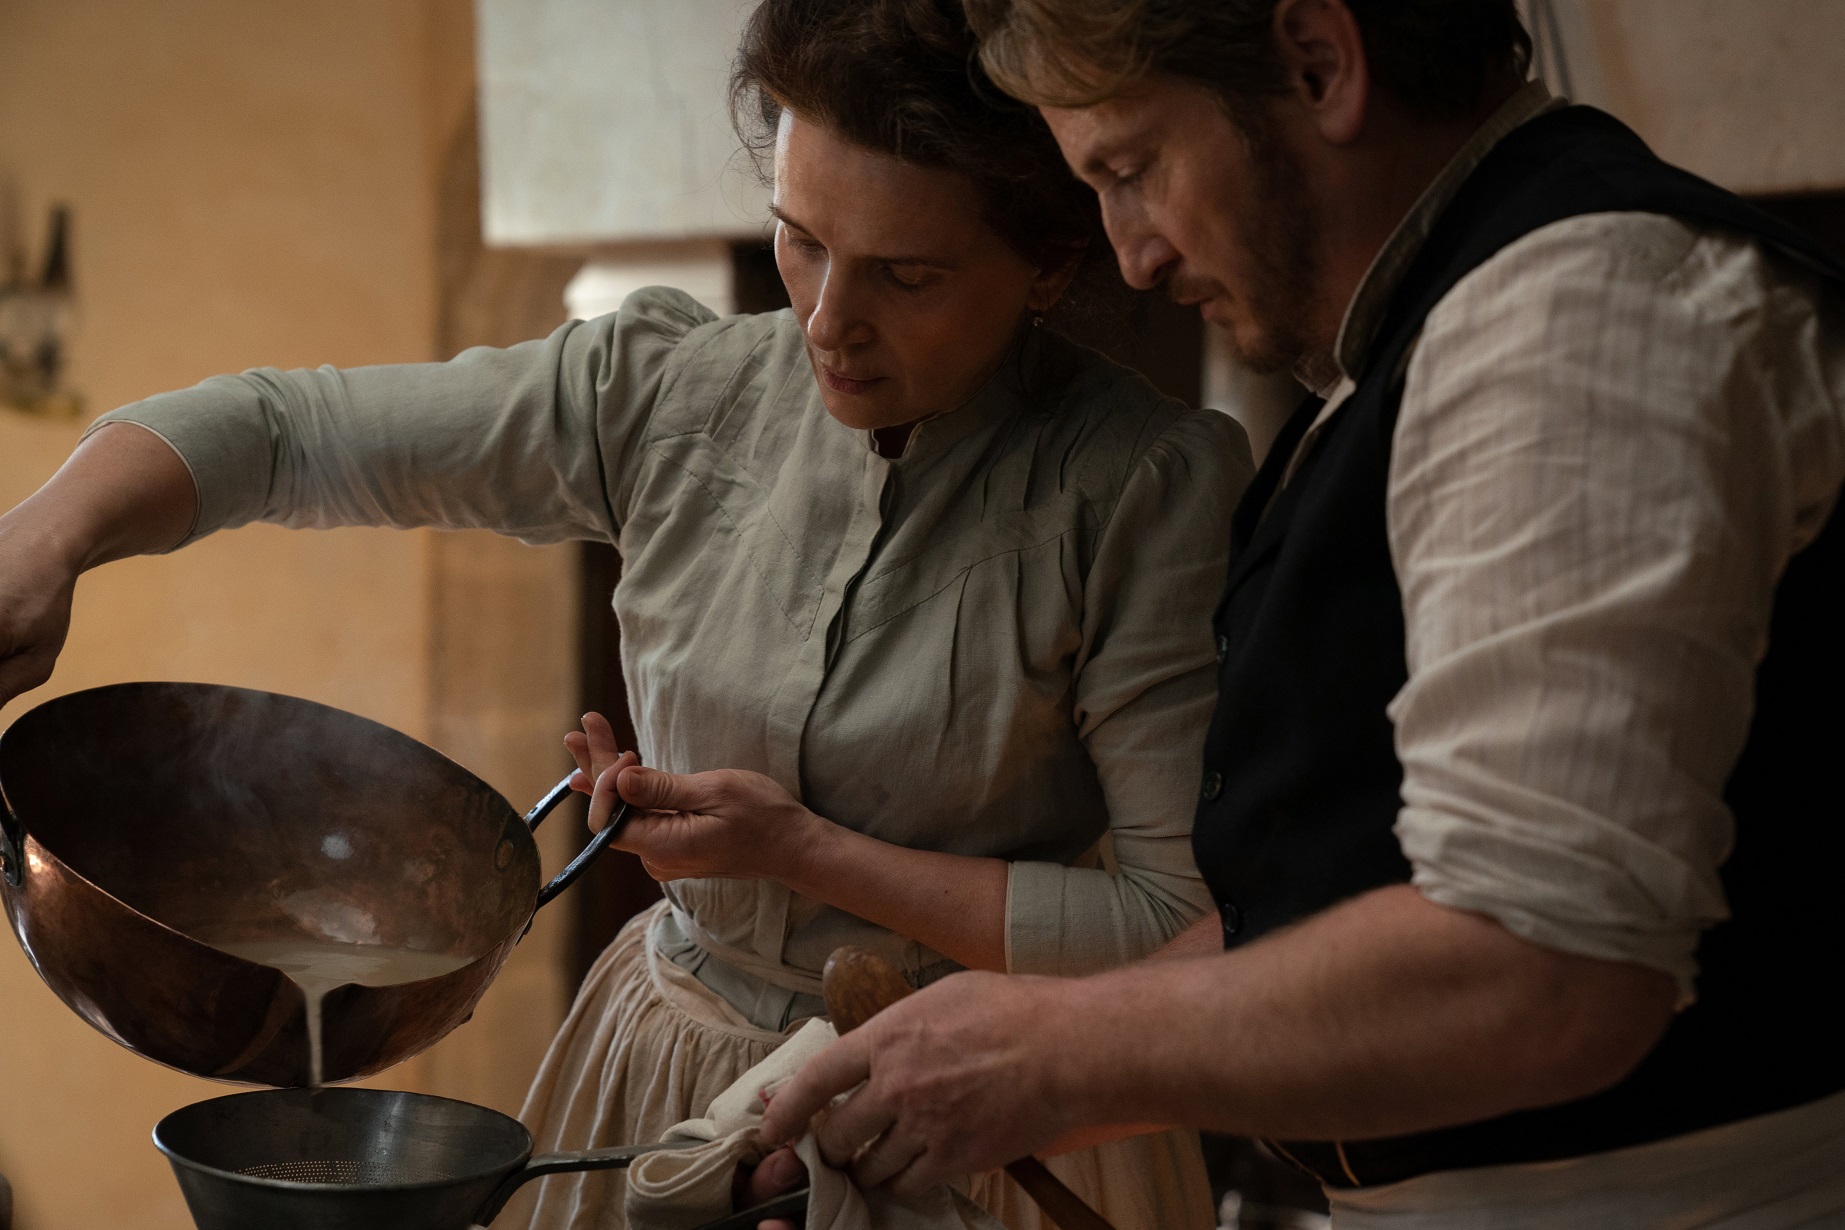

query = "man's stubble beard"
[[1218, 110, 1322, 376]]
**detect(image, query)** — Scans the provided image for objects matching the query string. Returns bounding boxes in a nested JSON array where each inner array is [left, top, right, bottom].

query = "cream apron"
[[501, 904, 1215, 1230]]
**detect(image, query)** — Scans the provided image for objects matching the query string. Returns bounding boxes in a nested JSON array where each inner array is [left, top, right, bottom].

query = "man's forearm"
[[1049, 885, 1677, 1141], [761, 883, 1678, 1192]]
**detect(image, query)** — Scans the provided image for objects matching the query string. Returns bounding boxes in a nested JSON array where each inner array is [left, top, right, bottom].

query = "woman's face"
[[773, 110, 1071, 435]]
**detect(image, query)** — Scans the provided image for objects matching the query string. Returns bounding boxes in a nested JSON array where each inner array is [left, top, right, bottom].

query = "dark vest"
[[1193, 105, 1845, 1186]]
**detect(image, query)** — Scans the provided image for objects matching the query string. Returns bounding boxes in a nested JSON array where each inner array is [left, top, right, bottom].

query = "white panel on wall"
[[564, 241, 735, 320], [1201, 327, 1302, 466], [476, 0, 771, 245], [1519, 0, 1845, 195]]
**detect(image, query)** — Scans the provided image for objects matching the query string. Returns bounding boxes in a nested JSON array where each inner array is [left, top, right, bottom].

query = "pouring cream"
[[211, 938, 474, 1087]]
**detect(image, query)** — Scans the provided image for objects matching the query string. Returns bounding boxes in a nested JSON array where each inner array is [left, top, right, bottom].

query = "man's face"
[[1044, 79, 1322, 373]]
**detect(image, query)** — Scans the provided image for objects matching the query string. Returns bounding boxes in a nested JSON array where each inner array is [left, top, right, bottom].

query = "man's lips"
[[817, 362, 885, 395], [1172, 284, 1222, 311], [1174, 290, 1229, 324]]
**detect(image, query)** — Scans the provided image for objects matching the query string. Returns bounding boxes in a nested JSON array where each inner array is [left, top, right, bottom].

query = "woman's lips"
[[818, 363, 885, 395]]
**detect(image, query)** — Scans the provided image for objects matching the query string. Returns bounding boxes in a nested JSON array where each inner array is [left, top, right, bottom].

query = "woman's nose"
[[804, 269, 874, 353]]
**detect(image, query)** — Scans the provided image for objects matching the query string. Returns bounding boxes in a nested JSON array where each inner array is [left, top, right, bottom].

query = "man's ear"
[[1026, 242, 1088, 314], [1272, 0, 1370, 145]]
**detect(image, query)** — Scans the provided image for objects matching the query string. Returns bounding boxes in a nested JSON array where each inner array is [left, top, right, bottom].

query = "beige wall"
[[0, 3, 578, 1228], [1531, 0, 1845, 194]]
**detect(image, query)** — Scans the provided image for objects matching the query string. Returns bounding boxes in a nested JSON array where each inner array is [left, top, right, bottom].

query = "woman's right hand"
[[0, 422, 199, 708], [0, 516, 82, 708]]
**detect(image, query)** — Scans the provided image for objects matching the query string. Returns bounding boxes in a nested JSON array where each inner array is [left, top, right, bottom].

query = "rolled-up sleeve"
[[1006, 409, 1254, 975], [1387, 213, 1845, 1002], [89, 287, 717, 547]]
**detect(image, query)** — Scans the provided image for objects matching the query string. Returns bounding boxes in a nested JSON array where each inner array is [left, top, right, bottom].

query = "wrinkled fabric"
[[1280, 79, 1845, 1002], [624, 1018, 1004, 1230], [507, 905, 1215, 1230]]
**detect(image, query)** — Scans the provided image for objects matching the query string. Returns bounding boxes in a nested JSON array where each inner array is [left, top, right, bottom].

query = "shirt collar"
[[1309, 79, 1563, 393]]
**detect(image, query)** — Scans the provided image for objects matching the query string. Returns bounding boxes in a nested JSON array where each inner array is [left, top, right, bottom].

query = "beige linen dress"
[[99, 288, 1252, 1230]]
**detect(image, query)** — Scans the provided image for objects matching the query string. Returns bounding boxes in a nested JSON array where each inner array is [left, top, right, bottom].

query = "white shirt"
[[1290, 82, 1845, 1225]]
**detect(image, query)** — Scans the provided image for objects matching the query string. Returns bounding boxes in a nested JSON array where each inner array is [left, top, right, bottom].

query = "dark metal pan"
[[0, 682, 626, 1087], [154, 1087, 808, 1230]]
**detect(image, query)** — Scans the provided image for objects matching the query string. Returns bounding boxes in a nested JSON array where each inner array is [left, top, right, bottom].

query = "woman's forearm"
[[0, 423, 197, 705], [782, 822, 1010, 973], [10, 422, 197, 569]]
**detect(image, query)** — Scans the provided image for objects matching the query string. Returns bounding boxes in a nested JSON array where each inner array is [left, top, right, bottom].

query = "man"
[[757, 0, 1845, 1224]]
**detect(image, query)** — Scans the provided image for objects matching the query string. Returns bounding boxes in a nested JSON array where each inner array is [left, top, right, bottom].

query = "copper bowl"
[[0, 682, 603, 1087]]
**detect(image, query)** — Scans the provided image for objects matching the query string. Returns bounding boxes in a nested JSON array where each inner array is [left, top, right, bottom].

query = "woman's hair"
[[966, 0, 1532, 120], [731, 0, 1101, 274]]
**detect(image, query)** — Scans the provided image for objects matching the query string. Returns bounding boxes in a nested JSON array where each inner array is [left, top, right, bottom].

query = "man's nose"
[[804, 269, 874, 352], [1103, 206, 1181, 292]]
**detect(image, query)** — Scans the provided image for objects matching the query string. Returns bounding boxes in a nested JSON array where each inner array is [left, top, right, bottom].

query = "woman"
[[0, 1, 1250, 1226]]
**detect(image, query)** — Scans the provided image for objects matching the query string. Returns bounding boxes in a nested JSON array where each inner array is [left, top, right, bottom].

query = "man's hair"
[[731, 0, 1101, 272], [966, 0, 1533, 119]]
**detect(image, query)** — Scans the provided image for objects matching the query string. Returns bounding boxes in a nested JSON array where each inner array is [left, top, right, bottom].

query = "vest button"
[[1220, 901, 1243, 942], [1215, 634, 1229, 664], [1201, 770, 1224, 801]]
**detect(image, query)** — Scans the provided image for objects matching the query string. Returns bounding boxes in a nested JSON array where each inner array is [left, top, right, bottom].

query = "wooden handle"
[[822, 945, 916, 1032], [820, 947, 1116, 1230], [1001, 1157, 1115, 1230]]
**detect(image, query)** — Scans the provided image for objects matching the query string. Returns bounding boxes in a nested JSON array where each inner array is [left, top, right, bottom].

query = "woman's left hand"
[[610, 764, 827, 882], [567, 716, 827, 883]]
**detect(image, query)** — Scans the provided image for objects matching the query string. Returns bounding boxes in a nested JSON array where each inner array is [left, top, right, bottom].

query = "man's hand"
[[564, 712, 826, 883], [760, 970, 1079, 1197], [734, 1144, 805, 1230], [760, 886, 1677, 1189]]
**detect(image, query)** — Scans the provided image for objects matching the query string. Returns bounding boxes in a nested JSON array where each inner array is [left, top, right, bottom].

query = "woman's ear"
[[1025, 242, 1088, 314]]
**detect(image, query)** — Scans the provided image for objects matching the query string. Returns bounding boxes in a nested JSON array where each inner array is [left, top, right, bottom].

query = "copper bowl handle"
[[0, 790, 23, 889], [522, 772, 636, 912]]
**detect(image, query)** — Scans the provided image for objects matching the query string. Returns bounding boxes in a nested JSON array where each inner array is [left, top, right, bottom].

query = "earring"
[[1031, 313, 1045, 328]]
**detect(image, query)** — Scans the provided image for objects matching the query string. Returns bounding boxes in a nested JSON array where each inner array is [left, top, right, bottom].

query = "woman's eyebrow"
[[769, 205, 958, 269]]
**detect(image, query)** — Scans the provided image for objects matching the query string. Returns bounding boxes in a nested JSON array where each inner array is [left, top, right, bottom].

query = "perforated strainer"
[[153, 1087, 803, 1230]]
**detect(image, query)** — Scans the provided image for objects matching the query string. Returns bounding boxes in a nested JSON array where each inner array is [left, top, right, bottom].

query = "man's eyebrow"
[[768, 205, 958, 269], [1072, 122, 1154, 179]]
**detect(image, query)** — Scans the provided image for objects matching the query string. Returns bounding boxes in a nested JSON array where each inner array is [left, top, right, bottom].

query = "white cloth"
[[625, 1018, 1005, 1230], [1283, 80, 1845, 1225]]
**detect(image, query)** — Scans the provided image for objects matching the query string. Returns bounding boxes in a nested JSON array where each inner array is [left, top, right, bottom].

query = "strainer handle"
[[472, 1140, 680, 1225]]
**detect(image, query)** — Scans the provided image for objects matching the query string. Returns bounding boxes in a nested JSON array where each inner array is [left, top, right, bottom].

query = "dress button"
[[1219, 901, 1243, 942], [1200, 770, 1224, 801], [1215, 634, 1229, 664]]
